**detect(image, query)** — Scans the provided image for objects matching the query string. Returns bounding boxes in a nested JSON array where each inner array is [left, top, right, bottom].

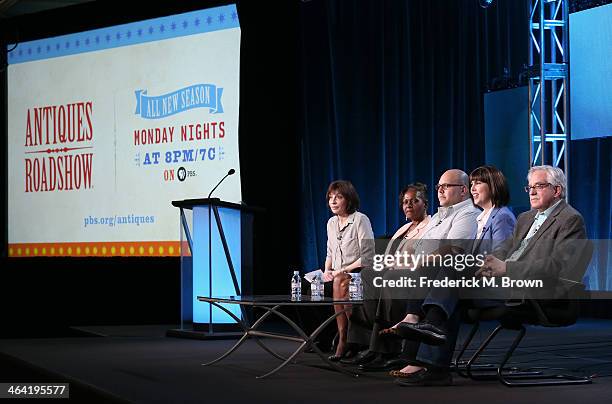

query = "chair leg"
[[466, 324, 504, 380], [455, 322, 513, 377], [467, 324, 592, 386], [453, 322, 479, 377], [465, 325, 545, 380], [495, 325, 527, 384], [497, 326, 592, 387]]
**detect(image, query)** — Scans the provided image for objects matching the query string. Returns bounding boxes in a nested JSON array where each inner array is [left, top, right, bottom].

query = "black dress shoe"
[[359, 357, 413, 372], [380, 321, 447, 346], [340, 350, 378, 365], [394, 367, 452, 387], [356, 354, 388, 371]]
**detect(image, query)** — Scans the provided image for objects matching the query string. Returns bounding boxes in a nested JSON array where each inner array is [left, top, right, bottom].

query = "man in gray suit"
[[478, 165, 588, 299], [394, 165, 588, 387]]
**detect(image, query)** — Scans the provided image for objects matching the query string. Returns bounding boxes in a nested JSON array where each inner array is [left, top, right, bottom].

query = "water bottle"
[[349, 273, 362, 300], [291, 270, 301, 301], [311, 271, 324, 300], [356, 273, 363, 300]]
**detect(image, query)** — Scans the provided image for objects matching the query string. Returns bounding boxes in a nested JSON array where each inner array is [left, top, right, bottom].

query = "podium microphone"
[[206, 168, 236, 334], [208, 169, 236, 199]]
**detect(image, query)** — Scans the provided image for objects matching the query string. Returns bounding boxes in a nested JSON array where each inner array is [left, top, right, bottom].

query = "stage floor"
[[1, 319, 612, 403]]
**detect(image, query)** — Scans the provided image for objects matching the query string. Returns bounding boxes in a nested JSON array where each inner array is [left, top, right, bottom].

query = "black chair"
[[452, 304, 547, 379], [455, 237, 595, 386], [452, 305, 503, 377], [458, 284, 592, 387]]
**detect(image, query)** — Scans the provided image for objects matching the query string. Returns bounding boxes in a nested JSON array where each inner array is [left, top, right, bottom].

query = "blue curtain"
[[297, 0, 529, 270]]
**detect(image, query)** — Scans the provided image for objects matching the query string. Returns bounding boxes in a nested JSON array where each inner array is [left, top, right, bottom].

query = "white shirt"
[[476, 207, 494, 239], [412, 198, 480, 255]]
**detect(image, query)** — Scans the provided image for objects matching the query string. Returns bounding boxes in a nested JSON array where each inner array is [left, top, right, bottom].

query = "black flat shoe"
[[329, 346, 355, 362], [340, 350, 379, 365]]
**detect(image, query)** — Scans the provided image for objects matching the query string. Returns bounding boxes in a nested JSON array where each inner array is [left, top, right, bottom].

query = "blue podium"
[[169, 198, 256, 338]]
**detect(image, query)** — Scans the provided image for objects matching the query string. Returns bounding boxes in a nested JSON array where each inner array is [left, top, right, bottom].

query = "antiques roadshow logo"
[[23, 102, 94, 193]]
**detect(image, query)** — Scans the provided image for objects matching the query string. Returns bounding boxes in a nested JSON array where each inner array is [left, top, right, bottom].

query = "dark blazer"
[[494, 200, 590, 299], [473, 206, 516, 255]]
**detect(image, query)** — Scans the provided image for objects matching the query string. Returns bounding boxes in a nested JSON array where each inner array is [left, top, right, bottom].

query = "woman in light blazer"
[[469, 165, 517, 255]]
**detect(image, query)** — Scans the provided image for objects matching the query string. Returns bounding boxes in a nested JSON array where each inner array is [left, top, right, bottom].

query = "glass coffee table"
[[197, 295, 363, 379]]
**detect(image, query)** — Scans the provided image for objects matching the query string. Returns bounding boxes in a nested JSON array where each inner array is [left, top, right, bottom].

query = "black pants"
[[347, 268, 412, 354]]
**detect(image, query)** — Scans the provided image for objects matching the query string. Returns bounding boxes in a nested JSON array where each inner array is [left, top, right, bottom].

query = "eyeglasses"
[[524, 183, 554, 193], [435, 183, 464, 192]]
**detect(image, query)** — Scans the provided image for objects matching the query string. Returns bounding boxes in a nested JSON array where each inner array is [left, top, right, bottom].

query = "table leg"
[[246, 305, 290, 361], [202, 302, 287, 366], [254, 306, 359, 379]]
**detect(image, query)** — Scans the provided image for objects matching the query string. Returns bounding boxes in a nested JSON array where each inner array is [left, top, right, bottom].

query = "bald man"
[[379, 169, 480, 385], [416, 169, 479, 243]]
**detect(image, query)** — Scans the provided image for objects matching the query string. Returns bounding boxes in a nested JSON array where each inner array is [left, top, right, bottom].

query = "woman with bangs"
[[321, 180, 375, 361], [469, 165, 516, 255]]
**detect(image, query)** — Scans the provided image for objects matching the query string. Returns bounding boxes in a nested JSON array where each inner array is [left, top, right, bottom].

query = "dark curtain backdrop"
[[297, 0, 529, 270]]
